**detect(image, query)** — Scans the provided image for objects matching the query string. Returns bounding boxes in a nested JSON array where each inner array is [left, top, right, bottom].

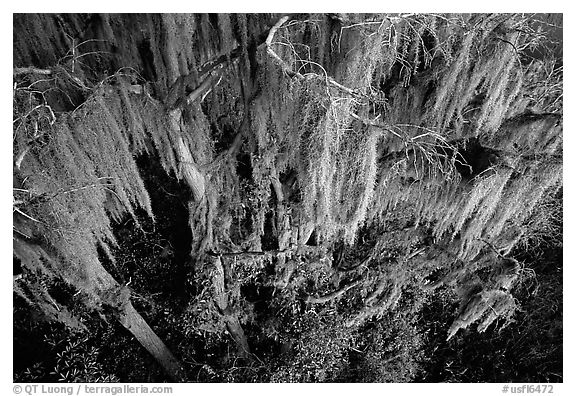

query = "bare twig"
[[58, 183, 113, 195], [479, 238, 507, 259], [13, 227, 32, 239], [265, 16, 462, 183], [349, 112, 402, 139], [13, 104, 56, 125], [266, 15, 367, 99], [13, 206, 43, 224]]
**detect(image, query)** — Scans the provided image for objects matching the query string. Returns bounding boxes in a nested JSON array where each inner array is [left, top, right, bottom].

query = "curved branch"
[[266, 15, 366, 98], [364, 280, 388, 306], [306, 279, 362, 304], [266, 16, 301, 79]]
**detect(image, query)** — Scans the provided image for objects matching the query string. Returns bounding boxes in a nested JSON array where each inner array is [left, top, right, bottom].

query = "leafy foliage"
[[15, 331, 118, 383]]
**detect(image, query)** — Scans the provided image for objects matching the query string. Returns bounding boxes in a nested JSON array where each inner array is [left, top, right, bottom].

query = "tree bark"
[[306, 279, 362, 304], [211, 256, 251, 357], [117, 302, 186, 381], [168, 109, 206, 202], [13, 238, 187, 382]]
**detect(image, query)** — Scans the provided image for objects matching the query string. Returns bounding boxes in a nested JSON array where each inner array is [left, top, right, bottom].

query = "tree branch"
[[266, 16, 301, 78], [14, 66, 53, 76], [211, 256, 252, 357], [364, 279, 388, 306], [170, 69, 224, 110], [306, 279, 362, 304], [266, 15, 367, 99], [14, 147, 30, 170]]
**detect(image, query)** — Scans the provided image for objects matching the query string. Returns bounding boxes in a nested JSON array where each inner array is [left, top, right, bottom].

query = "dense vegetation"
[[13, 13, 562, 382]]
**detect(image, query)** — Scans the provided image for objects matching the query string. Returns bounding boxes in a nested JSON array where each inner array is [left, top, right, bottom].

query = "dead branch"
[[266, 16, 299, 77], [265, 14, 459, 171], [13, 205, 44, 225], [306, 279, 362, 304], [407, 247, 426, 260], [14, 67, 53, 76], [266, 15, 366, 99], [13, 104, 56, 125], [171, 67, 225, 110]]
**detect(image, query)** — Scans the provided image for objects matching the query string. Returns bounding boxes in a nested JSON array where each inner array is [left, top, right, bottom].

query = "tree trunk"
[[117, 301, 186, 381], [169, 109, 206, 202], [222, 314, 251, 357], [212, 256, 251, 357], [14, 238, 186, 382]]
